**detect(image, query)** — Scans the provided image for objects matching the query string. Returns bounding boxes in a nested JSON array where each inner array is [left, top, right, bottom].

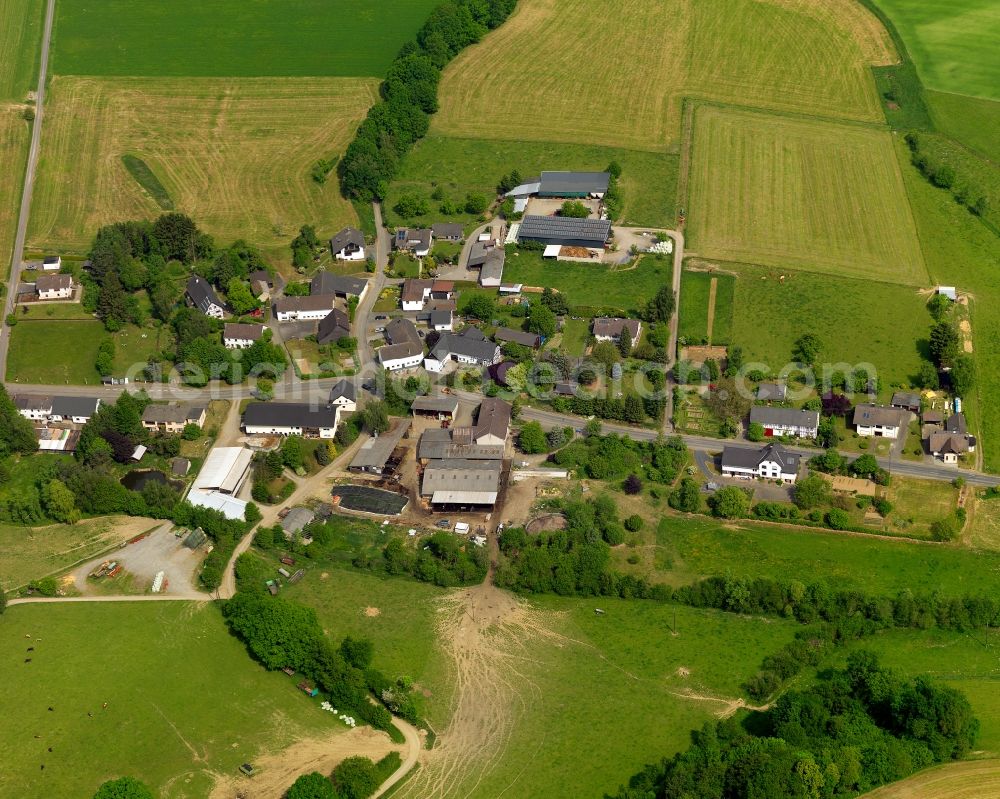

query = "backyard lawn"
[[6, 320, 106, 384], [677, 269, 734, 346], [558, 317, 590, 357], [885, 476, 960, 538]]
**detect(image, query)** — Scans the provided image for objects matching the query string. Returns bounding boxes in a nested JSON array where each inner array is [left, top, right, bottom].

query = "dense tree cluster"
[[551, 432, 687, 483], [612, 653, 977, 799], [339, 0, 517, 200], [222, 592, 405, 729]]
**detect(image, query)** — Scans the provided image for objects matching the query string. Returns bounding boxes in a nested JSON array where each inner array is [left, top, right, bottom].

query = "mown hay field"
[[0, 0, 44, 101], [859, 760, 1000, 798], [677, 269, 735, 346], [53, 0, 440, 78], [0, 112, 30, 275], [27, 76, 378, 260], [873, 0, 1000, 101], [431, 0, 894, 151], [686, 105, 927, 284]]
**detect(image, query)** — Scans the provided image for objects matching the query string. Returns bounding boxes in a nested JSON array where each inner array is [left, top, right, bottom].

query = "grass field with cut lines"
[[0, 0, 44, 101], [431, 0, 893, 151], [686, 105, 927, 283], [27, 76, 378, 261]]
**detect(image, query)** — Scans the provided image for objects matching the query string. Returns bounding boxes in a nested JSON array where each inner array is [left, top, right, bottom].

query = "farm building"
[[430, 310, 453, 332], [721, 442, 800, 482], [853, 404, 908, 439], [349, 419, 411, 474], [316, 308, 351, 344], [193, 446, 255, 495], [517, 215, 611, 248], [328, 380, 357, 413], [243, 402, 340, 439], [273, 294, 337, 322], [473, 396, 512, 446], [328, 228, 366, 261], [15, 394, 101, 424], [141, 403, 207, 434], [421, 458, 503, 508], [187, 489, 247, 521], [281, 507, 316, 535], [42, 255, 61, 271], [890, 391, 921, 413], [749, 406, 819, 439], [311, 271, 368, 301], [223, 323, 265, 349], [506, 171, 609, 199], [379, 318, 424, 370], [171, 457, 191, 476], [412, 395, 460, 420], [417, 427, 504, 462], [186, 275, 226, 319], [494, 327, 541, 348], [756, 383, 787, 402], [249, 270, 282, 300]]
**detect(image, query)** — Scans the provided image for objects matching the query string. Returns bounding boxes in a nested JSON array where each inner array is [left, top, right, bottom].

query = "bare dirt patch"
[[364, 606, 382, 617], [525, 513, 567, 534], [705, 276, 718, 342], [960, 319, 973, 353], [680, 344, 727, 365], [209, 727, 399, 799], [668, 688, 771, 720]]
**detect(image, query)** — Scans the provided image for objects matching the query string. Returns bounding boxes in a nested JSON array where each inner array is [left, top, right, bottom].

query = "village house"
[[431, 223, 463, 242], [378, 318, 424, 371], [721, 442, 801, 482], [890, 391, 922, 413], [34, 273, 74, 300], [749, 406, 820, 439], [223, 323, 265, 349], [756, 382, 787, 402], [14, 394, 101, 425], [853, 404, 908, 439], [243, 402, 340, 438], [328, 379, 358, 413], [273, 294, 337, 322], [494, 327, 541, 349], [141, 404, 207, 434], [592, 317, 642, 343], [328, 227, 366, 261], [925, 412, 976, 463], [400, 279, 433, 312], [424, 328, 501, 373], [186, 275, 226, 319], [430, 310, 453, 332], [393, 228, 433, 257]]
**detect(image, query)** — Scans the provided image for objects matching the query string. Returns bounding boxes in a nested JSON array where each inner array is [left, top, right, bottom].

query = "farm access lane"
[[0, 0, 57, 381]]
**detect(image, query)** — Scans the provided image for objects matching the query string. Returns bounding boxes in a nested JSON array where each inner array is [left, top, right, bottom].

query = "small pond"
[[332, 485, 408, 514], [120, 469, 185, 493]]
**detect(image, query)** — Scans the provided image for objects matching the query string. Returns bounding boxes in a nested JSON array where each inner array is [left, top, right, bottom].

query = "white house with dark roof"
[[186, 275, 226, 319], [223, 323, 265, 349], [35, 273, 74, 300], [273, 294, 337, 322], [42, 255, 61, 271], [310, 271, 368, 302], [721, 442, 800, 482], [328, 227, 366, 261], [431, 223, 464, 241], [400, 279, 433, 312], [329, 380, 357, 413], [424, 328, 501, 373], [243, 402, 340, 438], [749, 406, 819, 439], [853, 404, 908, 439]]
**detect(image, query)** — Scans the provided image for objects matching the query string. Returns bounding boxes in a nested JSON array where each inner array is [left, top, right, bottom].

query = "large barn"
[[517, 215, 611, 248]]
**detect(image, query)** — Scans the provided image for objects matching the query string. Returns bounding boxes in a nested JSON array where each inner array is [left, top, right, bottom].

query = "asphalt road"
[[1, 0, 56, 380]]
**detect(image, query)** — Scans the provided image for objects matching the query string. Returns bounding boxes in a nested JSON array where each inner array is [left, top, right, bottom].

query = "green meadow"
[[53, 0, 441, 77]]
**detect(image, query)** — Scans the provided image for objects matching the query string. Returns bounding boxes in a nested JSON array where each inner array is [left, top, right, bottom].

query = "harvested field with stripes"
[[27, 76, 378, 260], [860, 760, 1000, 798], [686, 105, 927, 283], [431, 0, 894, 151]]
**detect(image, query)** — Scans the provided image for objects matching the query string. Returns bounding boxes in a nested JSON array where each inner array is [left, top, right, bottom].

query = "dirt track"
[[391, 575, 563, 799]]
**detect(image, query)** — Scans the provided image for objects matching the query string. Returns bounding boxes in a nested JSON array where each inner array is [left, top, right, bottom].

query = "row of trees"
[[549, 429, 688, 483], [339, 0, 518, 200], [613, 653, 977, 799], [905, 132, 991, 218]]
